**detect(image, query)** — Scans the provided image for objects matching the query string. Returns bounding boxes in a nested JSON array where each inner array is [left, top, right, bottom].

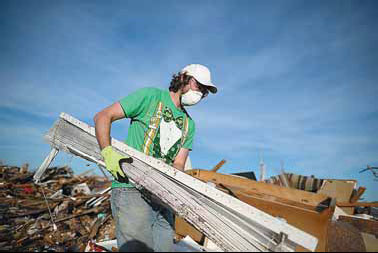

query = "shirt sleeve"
[[119, 87, 158, 118], [182, 119, 195, 150]]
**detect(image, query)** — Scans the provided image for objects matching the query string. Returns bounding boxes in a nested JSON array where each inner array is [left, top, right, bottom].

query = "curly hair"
[[169, 72, 191, 93], [169, 72, 209, 98]]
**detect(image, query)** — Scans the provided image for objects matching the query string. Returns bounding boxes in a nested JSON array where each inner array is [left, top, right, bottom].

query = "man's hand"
[[173, 148, 190, 172], [101, 146, 132, 182]]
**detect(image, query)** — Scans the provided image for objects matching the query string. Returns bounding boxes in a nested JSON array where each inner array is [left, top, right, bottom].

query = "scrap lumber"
[[336, 202, 378, 208], [0, 164, 114, 251], [217, 185, 333, 252], [43, 112, 319, 252], [186, 169, 331, 210], [350, 187, 367, 203], [175, 216, 205, 243], [211, 159, 226, 172], [317, 180, 357, 203], [33, 148, 59, 183], [54, 206, 105, 223], [184, 169, 335, 251]]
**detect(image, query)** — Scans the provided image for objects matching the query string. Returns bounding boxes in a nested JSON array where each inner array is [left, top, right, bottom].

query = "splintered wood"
[[0, 165, 114, 251], [43, 113, 318, 252]]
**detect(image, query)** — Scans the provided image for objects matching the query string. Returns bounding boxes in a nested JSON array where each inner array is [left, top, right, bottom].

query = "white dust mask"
[[181, 89, 203, 106]]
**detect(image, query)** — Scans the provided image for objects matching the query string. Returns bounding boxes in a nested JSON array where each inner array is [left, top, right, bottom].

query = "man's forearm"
[[94, 112, 112, 150], [173, 162, 185, 172]]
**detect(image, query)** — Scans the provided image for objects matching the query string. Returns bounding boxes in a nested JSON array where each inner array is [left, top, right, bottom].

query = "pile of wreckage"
[[179, 167, 378, 252], [2, 163, 377, 252], [0, 163, 115, 251], [1, 112, 377, 252]]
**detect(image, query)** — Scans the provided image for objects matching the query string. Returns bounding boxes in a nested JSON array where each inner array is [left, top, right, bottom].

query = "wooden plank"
[[339, 207, 355, 215], [211, 160, 226, 172], [219, 187, 332, 252], [54, 206, 104, 223], [175, 217, 204, 243], [337, 202, 378, 207], [45, 112, 318, 251], [187, 169, 330, 210], [350, 187, 366, 203], [317, 180, 356, 203], [179, 177, 333, 252], [33, 148, 59, 183]]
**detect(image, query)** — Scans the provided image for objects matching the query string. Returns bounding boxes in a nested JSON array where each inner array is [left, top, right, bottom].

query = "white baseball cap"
[[180, 64, 218, 94]]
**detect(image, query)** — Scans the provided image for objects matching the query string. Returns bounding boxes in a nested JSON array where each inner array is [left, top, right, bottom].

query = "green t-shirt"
[[112, 87, 196, 188]]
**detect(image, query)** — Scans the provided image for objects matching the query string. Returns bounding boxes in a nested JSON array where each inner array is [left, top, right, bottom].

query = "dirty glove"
[[101, 146, 133, 183]]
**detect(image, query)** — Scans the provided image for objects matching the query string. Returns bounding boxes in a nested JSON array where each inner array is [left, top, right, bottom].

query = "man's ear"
[[180, 78, 190, 93], [179, 73, 184, 81]]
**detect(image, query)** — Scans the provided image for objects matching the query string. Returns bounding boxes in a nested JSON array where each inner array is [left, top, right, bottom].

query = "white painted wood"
[[45, 122, 262, 251], [44, 120, 256, 251], [33, 147, 59, 183], [51, 112, 318, 251], [121, 159, 264, 251]]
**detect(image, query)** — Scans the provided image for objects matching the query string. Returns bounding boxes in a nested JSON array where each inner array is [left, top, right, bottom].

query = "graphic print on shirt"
[[143, 103, 189, 165]]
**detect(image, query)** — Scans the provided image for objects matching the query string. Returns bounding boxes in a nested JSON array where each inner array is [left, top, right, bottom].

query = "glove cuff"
[[101, 146, 113, 158]]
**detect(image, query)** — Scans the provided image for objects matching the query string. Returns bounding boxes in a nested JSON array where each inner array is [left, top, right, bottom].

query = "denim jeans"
[[111, 187, 175, 252]]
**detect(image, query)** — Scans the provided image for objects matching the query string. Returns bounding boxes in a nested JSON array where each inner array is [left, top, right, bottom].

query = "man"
[[94, 64, 217, 252]]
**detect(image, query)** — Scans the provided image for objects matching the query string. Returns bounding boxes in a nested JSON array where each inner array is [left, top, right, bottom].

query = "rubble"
[[1, 111, 377, 252], [266, 172, 378, 218], [179, 168, 378, 252], [0, 164, 115, 252], [1, 160, 378, 252]]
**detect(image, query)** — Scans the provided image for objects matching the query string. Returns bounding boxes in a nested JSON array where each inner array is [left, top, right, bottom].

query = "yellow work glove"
[[101, 146, 132, 182]]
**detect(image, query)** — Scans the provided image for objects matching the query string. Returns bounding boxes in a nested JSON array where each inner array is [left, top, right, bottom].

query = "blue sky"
[[0, 0, 377, 200]]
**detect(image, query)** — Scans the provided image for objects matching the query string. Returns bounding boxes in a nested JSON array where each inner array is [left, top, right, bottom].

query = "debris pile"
[[182, 168, 378, 252], [0, 163, 114, 252], [266, 172, 378, 217]]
